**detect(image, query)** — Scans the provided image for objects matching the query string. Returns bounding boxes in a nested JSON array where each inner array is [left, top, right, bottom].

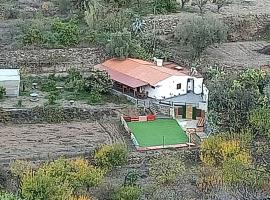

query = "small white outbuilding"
[[0, 69, 20, 97]]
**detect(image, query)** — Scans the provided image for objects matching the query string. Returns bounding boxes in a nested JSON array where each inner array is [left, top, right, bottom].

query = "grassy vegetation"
[[128, 119, 188, 147]]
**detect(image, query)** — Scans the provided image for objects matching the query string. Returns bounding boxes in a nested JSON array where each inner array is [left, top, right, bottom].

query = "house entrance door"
[[187, 79, 194, 92], [186, 105, 193, 119]]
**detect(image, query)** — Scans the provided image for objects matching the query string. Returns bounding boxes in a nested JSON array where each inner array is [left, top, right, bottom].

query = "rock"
[[257, 45, 270, 55]]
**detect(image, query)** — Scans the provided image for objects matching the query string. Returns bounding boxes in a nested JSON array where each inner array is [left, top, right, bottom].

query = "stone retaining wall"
[[0, 47, 107, 74], [144, 13, 270, 41], [0, 106, 118, 124]]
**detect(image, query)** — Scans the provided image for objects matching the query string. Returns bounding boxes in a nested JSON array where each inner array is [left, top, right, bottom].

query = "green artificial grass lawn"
[[127, 119, 188, 147]]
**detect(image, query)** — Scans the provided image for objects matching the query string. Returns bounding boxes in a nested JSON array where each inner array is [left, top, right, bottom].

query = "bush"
[[0, 192, 22, 200], [88, 90, 103, 104], [47, 91, 60, 105], [22, 28, 44, 45], [155, 0, 178, 14], [50, 19, 79, 46], [20, 158, 104, 200], [175, 14, 228, 57], [94, 144, 128, 169], [200, 134, 252, 167], [106, 28, 132, 59], [65, 68, 85, 93], [149, 155, 185, 184], [84, 70, 112, 93], [40, 79, 57, 92], [112, 186, 141, 200], [0, 86, 6, 99]]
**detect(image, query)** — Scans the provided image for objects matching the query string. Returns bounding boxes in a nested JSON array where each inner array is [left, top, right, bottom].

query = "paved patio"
[[176, 118, 208, 141], [164, 92, 204, 105]]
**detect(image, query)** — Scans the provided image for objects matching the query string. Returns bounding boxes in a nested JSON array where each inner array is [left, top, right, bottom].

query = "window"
[[176, 83, 181, 90]]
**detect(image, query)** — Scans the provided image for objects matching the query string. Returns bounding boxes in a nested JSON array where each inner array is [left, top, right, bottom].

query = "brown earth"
[[204, 41, 270, 69], [0, 121, 125, 166]]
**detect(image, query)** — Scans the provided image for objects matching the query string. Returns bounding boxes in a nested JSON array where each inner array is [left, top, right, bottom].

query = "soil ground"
[[204, 41, 270, 68], [0, 121, 125, 166]]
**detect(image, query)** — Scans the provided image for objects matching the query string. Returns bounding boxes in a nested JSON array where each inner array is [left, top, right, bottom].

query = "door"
[[187, 79, 194, 92], [175, 106, 184, 118], [186, 105, 193, 119]]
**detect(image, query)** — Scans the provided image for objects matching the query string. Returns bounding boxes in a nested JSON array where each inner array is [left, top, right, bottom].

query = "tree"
[[84, 70, 112, 94], [191, 0, 208, 13], [205, 68, 268, 132], [84, 0, 103, 30], [106, 28, 132, 59], [212, 0, 231, 12], [175, 15, 228, 57]]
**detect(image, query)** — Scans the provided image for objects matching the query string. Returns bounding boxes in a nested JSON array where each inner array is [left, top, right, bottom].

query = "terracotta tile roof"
[[96, 58, 188, 87], [95, 64, 148, 88]]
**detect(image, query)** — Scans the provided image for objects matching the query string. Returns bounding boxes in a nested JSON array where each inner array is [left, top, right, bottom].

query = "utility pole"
[[153, 0, 157, 58]]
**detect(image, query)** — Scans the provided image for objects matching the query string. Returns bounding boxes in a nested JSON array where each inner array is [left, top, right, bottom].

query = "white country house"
[[95, 58, 208, 102]]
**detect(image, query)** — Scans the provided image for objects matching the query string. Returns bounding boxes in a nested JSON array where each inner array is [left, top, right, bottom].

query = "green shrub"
[[16, 99, 23, 107], [155, 0, 178, 14], [88, 90, 103, 104], [175, 14, 228, 57], [47, 91, 60, 105], [112, 186, 141, 200], [0, 192, 22, 200], [94, 144, 128, 169], [40, 79, 57, 92], [20, 158, 104, 200], [84, 70, 112, 93], [65, 68, 85, 93], [106, 28, 132, 59], [0, 86, 6, 99], [51, 19, 79, 46], [22, 28, 44, 45]]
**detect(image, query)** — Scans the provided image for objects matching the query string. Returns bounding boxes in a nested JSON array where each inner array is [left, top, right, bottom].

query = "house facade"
[[95, 58, 208, 101]]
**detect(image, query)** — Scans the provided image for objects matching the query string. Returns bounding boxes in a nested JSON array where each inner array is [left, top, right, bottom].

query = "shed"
[[0, 69, 20, 97]]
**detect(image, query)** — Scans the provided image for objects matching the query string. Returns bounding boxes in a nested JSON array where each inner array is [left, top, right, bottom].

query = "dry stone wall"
[[0, 106, 118, 124], [0, 47, 107, 73], [144, 13, 270, 41]]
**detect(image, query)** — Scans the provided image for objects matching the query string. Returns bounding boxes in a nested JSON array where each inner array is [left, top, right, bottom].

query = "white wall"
[[143, 76, 189, 99], [194, 77, 203, 94], [0, 80, 20, 97], [142, 76, 204, 100]]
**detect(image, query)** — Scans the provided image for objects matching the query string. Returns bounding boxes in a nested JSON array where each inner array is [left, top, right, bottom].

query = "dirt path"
[[0, 121, 124, 166]]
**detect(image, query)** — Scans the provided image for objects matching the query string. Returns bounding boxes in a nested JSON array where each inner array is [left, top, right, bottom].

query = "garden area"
[[128, 119, 189, 148], [0, 68, 131, 108]]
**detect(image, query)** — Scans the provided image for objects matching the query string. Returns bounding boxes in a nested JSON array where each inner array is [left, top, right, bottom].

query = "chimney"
[[156, 59, 163, 67]]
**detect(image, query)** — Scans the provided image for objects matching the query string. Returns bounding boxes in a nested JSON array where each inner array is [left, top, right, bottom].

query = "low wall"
[[0, 47, 107, 74], [144, 13, 270, 41], [0, 106, 118, 124]]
